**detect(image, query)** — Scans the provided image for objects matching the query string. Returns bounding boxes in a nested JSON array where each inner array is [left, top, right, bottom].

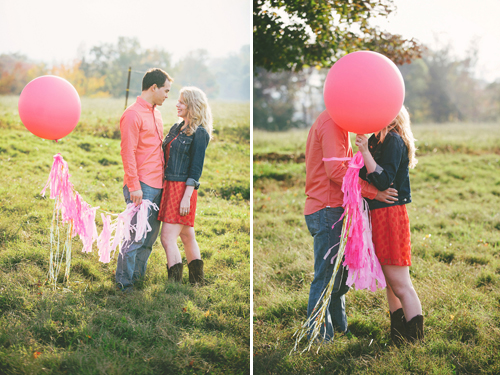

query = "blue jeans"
[[115, 182, 162, 289], [305, 207, 350, 339]]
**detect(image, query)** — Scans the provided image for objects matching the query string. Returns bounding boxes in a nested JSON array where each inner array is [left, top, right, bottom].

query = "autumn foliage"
[[0, 55, 109, 97]]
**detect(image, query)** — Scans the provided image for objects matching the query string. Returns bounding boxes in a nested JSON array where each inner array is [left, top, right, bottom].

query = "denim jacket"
[[162, 122, 210, 189], [359, 131, 412, 210]]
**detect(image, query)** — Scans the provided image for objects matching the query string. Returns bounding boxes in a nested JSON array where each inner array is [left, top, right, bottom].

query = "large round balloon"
[[323, 51, 405, 134], [18, 75, 81, 140]]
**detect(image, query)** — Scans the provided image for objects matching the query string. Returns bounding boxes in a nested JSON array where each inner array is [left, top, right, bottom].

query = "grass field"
[[253, 124, 500, 374], [0, 96, 250, 374]]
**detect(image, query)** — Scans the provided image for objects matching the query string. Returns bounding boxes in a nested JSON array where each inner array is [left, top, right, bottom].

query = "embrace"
[[305, 106, 423, 345], [116, 68, 213, 292]]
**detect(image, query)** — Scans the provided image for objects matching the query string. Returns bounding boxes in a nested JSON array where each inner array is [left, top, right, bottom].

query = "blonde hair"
[[378, 106, 418, 169], [179, 86, 213, 138]]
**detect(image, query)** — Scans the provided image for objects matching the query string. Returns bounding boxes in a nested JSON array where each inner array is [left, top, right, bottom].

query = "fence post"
[[124, 67, 132, 110]]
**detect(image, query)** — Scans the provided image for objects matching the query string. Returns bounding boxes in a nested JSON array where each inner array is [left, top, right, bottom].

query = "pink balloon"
[[323, 51, 405, 134], [18, 75, 81, 140]]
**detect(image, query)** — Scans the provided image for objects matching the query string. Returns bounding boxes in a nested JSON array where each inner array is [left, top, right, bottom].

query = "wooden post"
[[124, 67, 132, 110]]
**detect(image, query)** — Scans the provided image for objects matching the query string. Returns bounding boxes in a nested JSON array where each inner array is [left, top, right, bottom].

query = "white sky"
[[0, 0, 250, 64], [1, 0, 498, 82], [370, 0, 500, 82]]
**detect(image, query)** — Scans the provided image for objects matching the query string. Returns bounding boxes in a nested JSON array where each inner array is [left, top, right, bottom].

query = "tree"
[[80, 37, 173, 97], [254, 67, 302, 130], [0, 53, 42, 94], [51, 61, 108, 97], [210, 45, 250, 100], [398, 41, 490, 123], [483, 81, 500, 122], [398, 59, 431, 123], [173, 50, 219, 99], [254, 0, 423, 72]]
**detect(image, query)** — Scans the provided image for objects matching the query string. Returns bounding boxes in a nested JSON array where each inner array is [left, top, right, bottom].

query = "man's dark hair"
[[142, 68, 173, 91]]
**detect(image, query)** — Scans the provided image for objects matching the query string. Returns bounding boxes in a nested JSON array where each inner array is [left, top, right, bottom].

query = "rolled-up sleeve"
[[186, 127, 210, 189], [120, 111, 141, 192], [359, 178, 378, 200]]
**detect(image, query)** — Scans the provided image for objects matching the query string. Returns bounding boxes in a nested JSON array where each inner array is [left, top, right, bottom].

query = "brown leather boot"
[[188, 259, 204, 286], [167, 263, 183, 283], [405, 314, 424, 342], [390, 308, 406, 347]]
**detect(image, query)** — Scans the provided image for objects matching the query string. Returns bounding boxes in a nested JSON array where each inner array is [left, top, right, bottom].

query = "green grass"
[[254, 122, 500, 156], [0, 96, 250, 374], [253, 123, 500, 374]]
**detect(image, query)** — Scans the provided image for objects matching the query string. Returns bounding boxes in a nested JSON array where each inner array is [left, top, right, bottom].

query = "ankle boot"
[[167, 263, 183, 283], [390, 308, 406, 346], [188, 259, 204, 285], [405, 314, 424, 342]]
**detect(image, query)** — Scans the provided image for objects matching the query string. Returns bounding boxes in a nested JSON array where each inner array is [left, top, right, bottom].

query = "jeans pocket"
[[325, 207, 344, 229], [305, 212, 320, 237]]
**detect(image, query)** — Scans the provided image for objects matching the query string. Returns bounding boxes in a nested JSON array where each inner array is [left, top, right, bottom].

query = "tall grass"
[[0, 96, 250, 374], [253, 123, 500, 374]]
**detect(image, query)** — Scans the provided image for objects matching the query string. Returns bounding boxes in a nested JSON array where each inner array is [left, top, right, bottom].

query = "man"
[[116, 68, 173, 292], [304, 110, 398, 339]]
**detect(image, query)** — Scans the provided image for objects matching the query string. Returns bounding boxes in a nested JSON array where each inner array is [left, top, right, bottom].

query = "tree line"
[[253, 0, 500, 129], [254, 44, 500, 130], [0, 37, 250, 101]]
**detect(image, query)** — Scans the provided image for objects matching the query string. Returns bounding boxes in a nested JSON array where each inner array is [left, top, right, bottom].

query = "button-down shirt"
[[304, 110, 378, 215], [120, 96, 164, 191]]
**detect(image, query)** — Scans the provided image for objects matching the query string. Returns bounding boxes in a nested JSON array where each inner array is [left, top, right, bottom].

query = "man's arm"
[[320, 120, 349, 185], [120, 111, 142, 205], [359, 177, 398, 203]]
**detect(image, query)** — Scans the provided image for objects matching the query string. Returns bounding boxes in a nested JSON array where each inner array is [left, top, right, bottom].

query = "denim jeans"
[[115, 182, 162, 289], [305, 207, 350, 339]]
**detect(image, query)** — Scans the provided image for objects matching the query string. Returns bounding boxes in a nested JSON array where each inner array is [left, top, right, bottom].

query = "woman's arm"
[[360, 133, 404, 191], [186, 127, 210, 189], [355, 134, 377, 173], [180, 185, 195, 216]]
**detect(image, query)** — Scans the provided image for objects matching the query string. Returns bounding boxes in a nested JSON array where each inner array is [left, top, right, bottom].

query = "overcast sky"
[[1, 0, 499, 82], [371, 0, 500, 82], [0, 0, 250, 64]]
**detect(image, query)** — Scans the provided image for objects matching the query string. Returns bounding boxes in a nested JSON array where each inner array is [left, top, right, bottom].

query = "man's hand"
[[374, 187, 398, 204], [130, 189, 143, 206]]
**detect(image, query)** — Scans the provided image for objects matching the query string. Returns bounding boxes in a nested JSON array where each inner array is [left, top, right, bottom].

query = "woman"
[[356, 106, 423, 345], [158, 86, 213, 285]]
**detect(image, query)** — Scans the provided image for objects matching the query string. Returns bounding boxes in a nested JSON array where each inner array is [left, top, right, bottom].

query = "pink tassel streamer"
[[323, 151, 386, 291], [42, 154, 159, 266], [96, 201, 158, 263], [97, 213, 113, 263], [41, 154, 99, 254]]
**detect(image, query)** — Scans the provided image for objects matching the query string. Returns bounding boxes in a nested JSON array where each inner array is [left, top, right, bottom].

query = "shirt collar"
[[136, 96, 156, 110]]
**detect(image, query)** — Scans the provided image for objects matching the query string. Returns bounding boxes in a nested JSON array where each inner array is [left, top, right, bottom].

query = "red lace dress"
[[157, 137, 198, 227], [370, 204, 411, 266]]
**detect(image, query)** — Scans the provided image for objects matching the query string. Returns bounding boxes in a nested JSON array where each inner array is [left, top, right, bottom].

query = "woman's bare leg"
[[160, 223, 184, 268], [386, 283, 403, 313], [179, 225, 201, 263], [382, 265, 422, 320]]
